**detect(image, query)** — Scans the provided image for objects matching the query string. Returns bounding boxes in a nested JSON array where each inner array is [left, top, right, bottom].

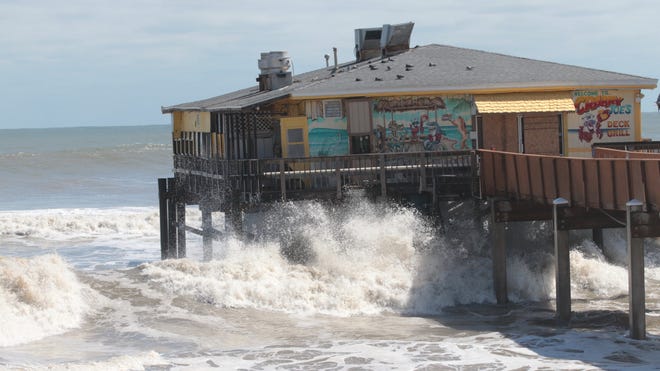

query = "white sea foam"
[[0, 254, 90, 347], [23, 351, 166, 371], [0, 207, 162, 242], [138, 199, 644, 317]]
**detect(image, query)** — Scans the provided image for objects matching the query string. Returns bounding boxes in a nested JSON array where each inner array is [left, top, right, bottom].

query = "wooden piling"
[[379, 154, 387, 198], [592, 228, 604, 250], [166, 178, 177, 259], [176, 202, 186, 258], [201, 207, 213, 261], [553, 198, 571, 323], [626, 199, 645, 340], [491, 200, 508, 305], [158, 178, 169, 260]]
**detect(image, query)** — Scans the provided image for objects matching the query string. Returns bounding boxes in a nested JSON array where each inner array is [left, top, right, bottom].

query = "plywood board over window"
[[280, 116, 309, 158], [481, 113, 519, 152], [523, 113, 562, 155]]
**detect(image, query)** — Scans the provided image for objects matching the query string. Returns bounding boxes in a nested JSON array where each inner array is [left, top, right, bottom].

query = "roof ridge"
[[418, 43, 653, 80]]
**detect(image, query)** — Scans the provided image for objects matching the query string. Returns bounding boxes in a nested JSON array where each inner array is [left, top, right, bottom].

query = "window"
[[280, 117, 309, 158], [323, 100, 342, 118], [286, 128, 306, 157]]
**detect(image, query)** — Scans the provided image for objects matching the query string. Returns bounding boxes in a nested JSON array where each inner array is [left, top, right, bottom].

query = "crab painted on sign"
[[577, 109, 610, 143]]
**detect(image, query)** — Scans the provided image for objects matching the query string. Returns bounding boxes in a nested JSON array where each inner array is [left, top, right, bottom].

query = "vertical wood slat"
[[645, 161, 660, 210], [571, 160, 586, 208], [629, 160, 646, 204], [481, 152, 495, 195], [541, 157, 557, 203], [614, 160, 630, 210], [493, 152, 507, 194], [505, 153, 517, 197], [516, 155, 531, 199], [584, 160, 600, 208], [556, 158, 571, 201], [528, 156, 543, 202], [598, 160, 615, 210]]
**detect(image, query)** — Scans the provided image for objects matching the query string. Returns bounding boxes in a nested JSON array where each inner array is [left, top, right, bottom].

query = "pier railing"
[[480, 149, 660, 212], [174, 150, 477, 205], [592, 147, 660, 159], [592, 141, 660, 154]]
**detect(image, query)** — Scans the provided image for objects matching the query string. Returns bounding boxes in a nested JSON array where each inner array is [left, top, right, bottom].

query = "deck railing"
[[592, 147, 660, 159], [480, 149, 660, 212], [174, 151, 477, 204], [592, 141, 660, 154]]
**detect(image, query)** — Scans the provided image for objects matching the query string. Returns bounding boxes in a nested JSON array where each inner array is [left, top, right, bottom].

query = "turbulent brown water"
[[1, 123, 660, 369]]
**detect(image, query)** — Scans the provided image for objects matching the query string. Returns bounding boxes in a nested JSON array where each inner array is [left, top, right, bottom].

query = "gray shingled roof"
[[162, 44, 657, 113], [161, 66, 338, 113]]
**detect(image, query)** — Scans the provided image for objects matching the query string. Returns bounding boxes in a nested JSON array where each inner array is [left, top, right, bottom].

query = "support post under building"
[[626, 199, 645, 340], [202, 207, 213, 261], [491, 200, 508, 305], [553, 198, 571, 323]]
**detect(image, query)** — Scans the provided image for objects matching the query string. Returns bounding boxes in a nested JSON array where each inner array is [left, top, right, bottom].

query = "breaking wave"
[[0, 254, 91, 347], [139, 198, 644, 316]]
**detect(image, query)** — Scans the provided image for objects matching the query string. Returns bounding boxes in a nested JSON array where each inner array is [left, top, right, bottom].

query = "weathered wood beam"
[[553, 198, 571, 323], [627, 199, 646, 340]]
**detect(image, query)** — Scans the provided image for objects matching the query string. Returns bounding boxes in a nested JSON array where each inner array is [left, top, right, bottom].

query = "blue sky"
[[1, 0, 658, 129]]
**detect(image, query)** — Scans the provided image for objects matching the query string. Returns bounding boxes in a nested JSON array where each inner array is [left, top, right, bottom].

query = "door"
[[346, 100, 373, 154], [280, 116, 309, 158]]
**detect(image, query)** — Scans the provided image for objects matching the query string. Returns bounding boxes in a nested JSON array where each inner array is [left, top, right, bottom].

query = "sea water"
[[1, 119, 660, 370]]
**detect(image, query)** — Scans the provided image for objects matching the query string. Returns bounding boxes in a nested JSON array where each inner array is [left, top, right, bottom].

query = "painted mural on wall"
[[306, 101, 349, 156], [372, 96, 472, 152], [567, 90, 636, 154]]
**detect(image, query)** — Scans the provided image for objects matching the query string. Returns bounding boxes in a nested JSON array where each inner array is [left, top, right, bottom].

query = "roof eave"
[[290, 80, 658, 100]]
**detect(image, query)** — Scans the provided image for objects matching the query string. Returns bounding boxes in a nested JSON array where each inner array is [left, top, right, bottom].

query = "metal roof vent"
[[354, 22, 414, 62], [257, 51, 293, 91], [355, 27, 383, 62], [380, 22, 414, 57]]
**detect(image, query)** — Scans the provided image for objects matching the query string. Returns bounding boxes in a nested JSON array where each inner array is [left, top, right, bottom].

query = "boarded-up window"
[[346, 100, 372, 134], [481, 113, 519, 152], [523, 114, 561, 155]]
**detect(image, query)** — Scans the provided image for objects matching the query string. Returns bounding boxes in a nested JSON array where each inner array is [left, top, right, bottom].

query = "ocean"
[[1, 116, 660, 370]]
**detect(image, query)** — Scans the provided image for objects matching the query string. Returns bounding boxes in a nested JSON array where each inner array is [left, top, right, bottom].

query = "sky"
[[1, 0, 658, 129]]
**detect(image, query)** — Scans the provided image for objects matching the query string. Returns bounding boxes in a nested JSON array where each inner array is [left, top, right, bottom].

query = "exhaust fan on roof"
[[257, 51, 293, 91], [355, 27, 383, 62], [380, 22, 414, 56], [354, 22, 414, 62]]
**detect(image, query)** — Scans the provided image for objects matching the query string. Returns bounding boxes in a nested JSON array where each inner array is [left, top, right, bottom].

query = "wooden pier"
[[159, 149, 477, 257], [159, 141, 660, 339], [480, 146, 660, 339]]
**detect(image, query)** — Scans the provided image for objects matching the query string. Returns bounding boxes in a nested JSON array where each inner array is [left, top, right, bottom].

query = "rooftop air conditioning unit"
[[380, 22, 414, 57], [354, 27, 383, 62], [257, 51, 293, 91]]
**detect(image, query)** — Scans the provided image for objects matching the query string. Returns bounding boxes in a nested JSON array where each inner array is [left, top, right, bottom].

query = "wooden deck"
[[479, 146, 660, 340], [479, 149, 660, 212], [172, 150, 478, 207], [160, 143, 660, 340]]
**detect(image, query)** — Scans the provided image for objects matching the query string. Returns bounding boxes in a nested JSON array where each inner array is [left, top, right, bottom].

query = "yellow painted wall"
[[172, 111, 211, 138], [280, 116, 309, 158]]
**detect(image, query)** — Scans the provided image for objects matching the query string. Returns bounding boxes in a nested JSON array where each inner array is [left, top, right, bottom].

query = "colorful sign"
[[372, 96, 472, 152], [567, 90, 636, 155]]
